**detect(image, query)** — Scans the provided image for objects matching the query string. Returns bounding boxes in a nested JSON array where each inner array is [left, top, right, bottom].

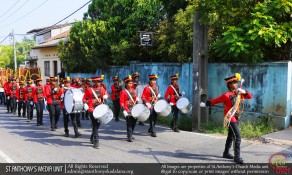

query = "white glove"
[[136, 97, 140, 102], [237, 88, 246, 94], [123, 110, 128, 117], [181, 91, 185, 95], [84, 103, 89, 111], [7, 96, 10, 100], [60, 94, 64, 99], [16, 99, 18, 103], [170, 102, 174, 106], [157, 94, 161, 98], [53, 88, 58, 92], [146, 103, 151, 109], [200, 102, 206, 107], [30, 101, 34, 105], [103, 95, 108, 99]]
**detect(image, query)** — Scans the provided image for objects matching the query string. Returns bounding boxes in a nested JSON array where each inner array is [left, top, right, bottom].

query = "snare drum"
[[131, 104, 150, 122], [93, 104, 113, 124], [176, 97, 192, 114], [64, 88, 84, 113], [154, 99, 171, 117]]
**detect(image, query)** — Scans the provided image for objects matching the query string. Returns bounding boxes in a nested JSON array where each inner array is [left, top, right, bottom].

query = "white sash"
[[91, 88, 101, 103], [125, 89, 135, 104], [170, 85, 180, 97]]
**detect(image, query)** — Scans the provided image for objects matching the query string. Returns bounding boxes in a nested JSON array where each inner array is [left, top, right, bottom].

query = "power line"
[[36, 0, 92, 35], [0, 0, 49, 28], [0, 33, 11, 44], [0, 0, 30, 24], [0, 0, 22, 19]]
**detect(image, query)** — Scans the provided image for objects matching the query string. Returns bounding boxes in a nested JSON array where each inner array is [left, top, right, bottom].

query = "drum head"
[[131, 104, 144, 118], [154, 100, 168, 113], [64, 90, 74, 113], [93, 104, 108, 118], [177, 97, 190, 109]]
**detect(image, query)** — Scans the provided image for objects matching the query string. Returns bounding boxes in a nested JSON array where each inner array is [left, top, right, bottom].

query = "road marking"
[[0, 149, 15, 163]]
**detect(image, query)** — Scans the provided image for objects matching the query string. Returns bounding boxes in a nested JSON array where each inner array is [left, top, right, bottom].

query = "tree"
[[0, 45, 13, 68], [195, 0, 292, 62]]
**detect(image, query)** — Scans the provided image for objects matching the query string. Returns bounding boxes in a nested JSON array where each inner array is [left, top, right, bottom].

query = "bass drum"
[[64, 88, 84, 113], [176, 97, 192, 114], [136, 84, 146, 104], [131, 104, 150, 122], [154, 99, 171, 117], [93, 104, 113, 124]]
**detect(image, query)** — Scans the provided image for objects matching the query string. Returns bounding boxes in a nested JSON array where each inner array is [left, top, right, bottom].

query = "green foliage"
[[201, 114, 277, 139], [177, 115, 192, 131], [196, 0, 292, 62], [0, 37, 34, 69]]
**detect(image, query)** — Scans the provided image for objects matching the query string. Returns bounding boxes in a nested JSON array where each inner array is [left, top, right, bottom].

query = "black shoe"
[[86, 118, 89, 120], [173, 127, 180, 132], [26, 119, 30, 122], [74, 133, 81, 138], [93, 142, 100, 149], [77, 125, 82, 128], [234, 157, 244, 164], [138, 121, 144, 126], [115, 118, 120, 122], [64, 133, 69, 137], [40, 123, 44, 125], [50, 128, 56, 131], [128, 138, 133, 142], [223, 153, 234, 159], [90, 139, 94, 144], [151, 132, 157, 137]]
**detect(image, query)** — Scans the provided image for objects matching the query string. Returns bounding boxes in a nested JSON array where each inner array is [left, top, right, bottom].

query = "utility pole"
[[12, 29, 17, 71], [192, 12, 209, 131]]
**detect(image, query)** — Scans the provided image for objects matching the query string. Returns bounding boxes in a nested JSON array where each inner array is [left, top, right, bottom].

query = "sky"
[[0, 0, 91, 45]]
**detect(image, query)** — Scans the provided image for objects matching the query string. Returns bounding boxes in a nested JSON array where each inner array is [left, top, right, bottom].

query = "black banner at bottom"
[[1, 163, 291, 175]]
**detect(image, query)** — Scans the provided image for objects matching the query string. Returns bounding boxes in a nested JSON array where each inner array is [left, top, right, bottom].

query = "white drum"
[[93, 104, 113, 124], [64, 88, 84, 113], [176, 97, 192, 114], [131, 104, 150, 122], [0, 88, 4, 92], [154, 99, 171, 117], [136, 84, 145, 104]]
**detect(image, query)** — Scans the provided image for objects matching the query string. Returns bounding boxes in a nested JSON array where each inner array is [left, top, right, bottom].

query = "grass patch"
[[178, 115, 192, 131], [201, 114, 277, 138]]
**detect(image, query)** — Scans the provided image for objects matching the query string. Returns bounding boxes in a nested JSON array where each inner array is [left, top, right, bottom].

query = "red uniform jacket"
[[10, 84, 18, 98], [73, 83, 82, 89], [59, 87, 65, 109], [25, 86, 35, 102], [164, 85, 180, 105], [33, 85, 45, 103], [101, 83, 107, 91], [82, 85, 107, 112], [142, 85, 159, 106], [209, 90, 253, 122], [46, 85, 62, 105], [4, 82, 11, 96], [132, 83, 138, 89], [16, 87, 26, 102], [111, 84, 121, 101], [120, 88, 137, 113]]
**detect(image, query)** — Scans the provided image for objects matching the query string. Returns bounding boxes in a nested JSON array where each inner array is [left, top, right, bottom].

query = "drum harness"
[[91, 88, 102, 104], [125, 89, 136, 104], [170, 85, 180, 99], [148, 86, 158, 104]]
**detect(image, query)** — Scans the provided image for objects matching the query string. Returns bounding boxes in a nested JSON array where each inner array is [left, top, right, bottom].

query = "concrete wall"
[[68, 61, 292, 129]]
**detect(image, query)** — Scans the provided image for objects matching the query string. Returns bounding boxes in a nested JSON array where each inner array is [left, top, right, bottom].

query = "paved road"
[[0, 104, 291, 163]]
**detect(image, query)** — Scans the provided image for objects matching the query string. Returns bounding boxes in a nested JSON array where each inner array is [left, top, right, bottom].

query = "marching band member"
[[34, 77, 45, 126], [142, 74, 160, 137], [25, 79, 35, 122], [164, 74, 185, 132], [4, 77, 12, 113], [132, 72, 144, 126], [46, 77, 61, 131], [62, 77, 81, 138], [16, 81, 26, 118], [111, 76, 122, 121], [10, 78, 18, 115], [120, 75, 138, 142], [82, 76, 108, 149], [200, 73, 252, 164]]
